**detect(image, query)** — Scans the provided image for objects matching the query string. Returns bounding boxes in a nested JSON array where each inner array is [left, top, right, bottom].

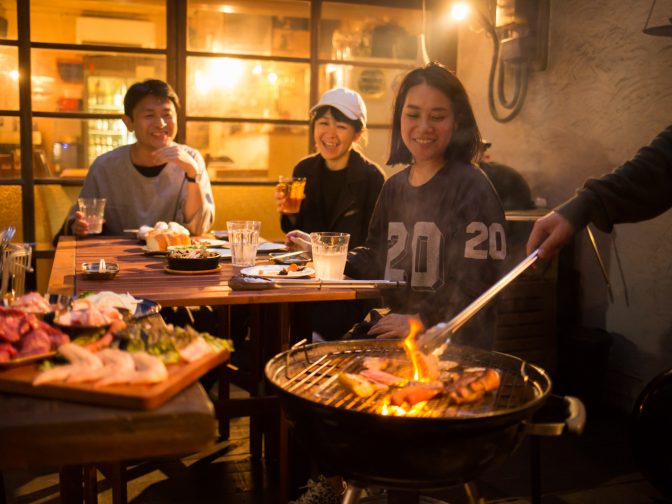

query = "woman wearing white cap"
[[277, 87, 385, 249], [276, 87, 385, 341]]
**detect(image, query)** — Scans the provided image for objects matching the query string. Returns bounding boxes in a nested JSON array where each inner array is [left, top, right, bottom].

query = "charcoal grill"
[[266, 339, 561, 491]]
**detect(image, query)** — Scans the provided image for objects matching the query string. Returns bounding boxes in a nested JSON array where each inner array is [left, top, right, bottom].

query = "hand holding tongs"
[[417, 249, 540, 355]]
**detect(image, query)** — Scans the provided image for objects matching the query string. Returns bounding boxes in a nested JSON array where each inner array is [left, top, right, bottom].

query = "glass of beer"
[[310, 232, 350, 280], [278, 176, 306, 214]]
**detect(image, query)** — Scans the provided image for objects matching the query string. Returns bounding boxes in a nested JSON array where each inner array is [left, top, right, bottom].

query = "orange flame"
[[402, 318, 425, 381]]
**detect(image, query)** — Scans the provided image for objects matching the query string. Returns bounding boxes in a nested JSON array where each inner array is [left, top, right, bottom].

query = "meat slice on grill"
[[338, 372, 380, 397], [445, 368, 501, 404], [390, 381, 444, 407]]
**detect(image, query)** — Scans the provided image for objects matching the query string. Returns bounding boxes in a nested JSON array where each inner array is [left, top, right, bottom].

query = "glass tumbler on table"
[[77, 198, 106, 234], [227, 220, 261, 267], [310, 232, 350, 280]]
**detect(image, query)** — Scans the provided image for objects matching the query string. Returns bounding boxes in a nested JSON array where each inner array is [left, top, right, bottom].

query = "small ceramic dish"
[[81, 262, 120, 280]]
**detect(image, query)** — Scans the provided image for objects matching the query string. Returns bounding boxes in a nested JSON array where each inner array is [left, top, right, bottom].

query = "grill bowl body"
[[266, 340, 551, 490]]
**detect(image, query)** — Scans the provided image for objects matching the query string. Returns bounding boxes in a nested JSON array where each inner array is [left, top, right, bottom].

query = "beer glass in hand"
[[276, 176, 306, 214]]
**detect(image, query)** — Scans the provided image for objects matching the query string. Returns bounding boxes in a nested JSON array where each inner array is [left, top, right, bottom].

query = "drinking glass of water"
[[77, 198, 106, 234], [227, 220, 261, 267], [310, 232, 349, 280]]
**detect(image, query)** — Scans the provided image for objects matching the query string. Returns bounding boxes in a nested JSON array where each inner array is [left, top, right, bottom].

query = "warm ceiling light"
[[450, 2, 471, 22], [9, 70, 19, 81]]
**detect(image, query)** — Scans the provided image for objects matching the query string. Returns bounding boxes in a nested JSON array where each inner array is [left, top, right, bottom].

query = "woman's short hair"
[[387, 62, 482, 166], [124, 79, 180, 117]]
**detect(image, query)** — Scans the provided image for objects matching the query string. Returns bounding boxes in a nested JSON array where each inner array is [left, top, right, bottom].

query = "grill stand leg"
[[530, 436, 542, 504], [342, 484, 364, 504]]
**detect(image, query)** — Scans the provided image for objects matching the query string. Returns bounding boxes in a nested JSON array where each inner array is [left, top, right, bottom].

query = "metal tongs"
[[417, 249, 540, 356]]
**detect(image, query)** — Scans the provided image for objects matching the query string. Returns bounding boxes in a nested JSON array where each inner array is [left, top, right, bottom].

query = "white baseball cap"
[[310, 88, 367, 127]]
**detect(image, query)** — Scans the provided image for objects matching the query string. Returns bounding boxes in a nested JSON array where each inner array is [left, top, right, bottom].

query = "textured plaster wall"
[[455, 0, 672, 409]]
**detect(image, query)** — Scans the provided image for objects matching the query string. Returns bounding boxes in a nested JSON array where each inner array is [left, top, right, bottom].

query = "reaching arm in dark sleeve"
[[558, 126, 672, 233]]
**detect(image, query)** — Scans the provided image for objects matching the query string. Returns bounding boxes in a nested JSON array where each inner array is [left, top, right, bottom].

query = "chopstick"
[[271, 278, 405, 289]]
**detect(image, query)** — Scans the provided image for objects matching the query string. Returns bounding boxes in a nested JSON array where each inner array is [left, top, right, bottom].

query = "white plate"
[[209, 248, 232, 258], [240, 265, 315, 279], [141, 246, 169, 256], [257, 242, 288, 252], [192, 238, 228, 248]]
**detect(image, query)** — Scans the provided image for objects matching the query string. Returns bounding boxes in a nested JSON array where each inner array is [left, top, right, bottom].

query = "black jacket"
[[281, 150, 385, 248], [558, 126, 672, 232]]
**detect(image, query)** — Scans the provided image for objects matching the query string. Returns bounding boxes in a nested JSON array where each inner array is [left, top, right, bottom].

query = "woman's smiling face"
[[313, 109, 360, 169], [400, 83, 457, 167]]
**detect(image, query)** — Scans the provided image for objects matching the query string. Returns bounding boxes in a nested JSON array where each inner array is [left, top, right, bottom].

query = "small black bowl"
[[81, 262, 120, 280], [167, 254, 219, 271]]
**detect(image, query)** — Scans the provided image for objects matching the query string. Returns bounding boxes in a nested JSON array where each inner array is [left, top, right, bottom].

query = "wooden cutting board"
[[0, 350, 229, 410]]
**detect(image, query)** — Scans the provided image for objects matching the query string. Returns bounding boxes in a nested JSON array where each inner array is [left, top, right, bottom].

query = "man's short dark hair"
[[387, 62, 482, 166], [124, 79, 180, 117]]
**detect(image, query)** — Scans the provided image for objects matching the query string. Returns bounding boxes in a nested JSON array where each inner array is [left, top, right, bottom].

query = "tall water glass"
[[78, 198, 106, 234], [310, 232, 350, 280], [227, 220, 261, 267]]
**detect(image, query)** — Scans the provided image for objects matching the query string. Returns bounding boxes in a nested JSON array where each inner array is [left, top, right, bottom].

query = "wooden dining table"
[[46, 235, 387, 500]]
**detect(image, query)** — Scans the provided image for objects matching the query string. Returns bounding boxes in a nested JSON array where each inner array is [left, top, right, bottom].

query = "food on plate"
[[80, 291, 141, 313], [33, 342, 103, 385], [177, 336, 215, 362], [113, 322, 233, 364], [94, 351, 168, 386], [0, 307, 69, 362], [10, 292, 54, 314], [146, 229, 191, 252], [168, 248, 218, 259], [167, 247, 220, 271], [279, 264, 307, 276], [138, 221, 189, 241], [56, 299, 124, 328], [33, 343, 169, 386]]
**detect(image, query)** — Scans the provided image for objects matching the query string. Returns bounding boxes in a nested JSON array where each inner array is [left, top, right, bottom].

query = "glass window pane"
[[320, 2, 422, 63], [33, 117, 133, 179], [0, 185, 23, 241], [0, 115, 22, 179], [187, 57, 309, 120], [212, 185, 284, 242], [35, 185, 79, 246], [32, 49, 166, 113], [0, 0, 17, 40], [188, 0, 310, 58], [30, 0, 166, 48], [186, 121, 309, 182], [318, 64, 408, 125], [0, 46, 18, 109]]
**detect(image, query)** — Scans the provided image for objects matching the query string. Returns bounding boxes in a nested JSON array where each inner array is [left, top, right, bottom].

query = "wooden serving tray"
[[0, 349, 229, 410]]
